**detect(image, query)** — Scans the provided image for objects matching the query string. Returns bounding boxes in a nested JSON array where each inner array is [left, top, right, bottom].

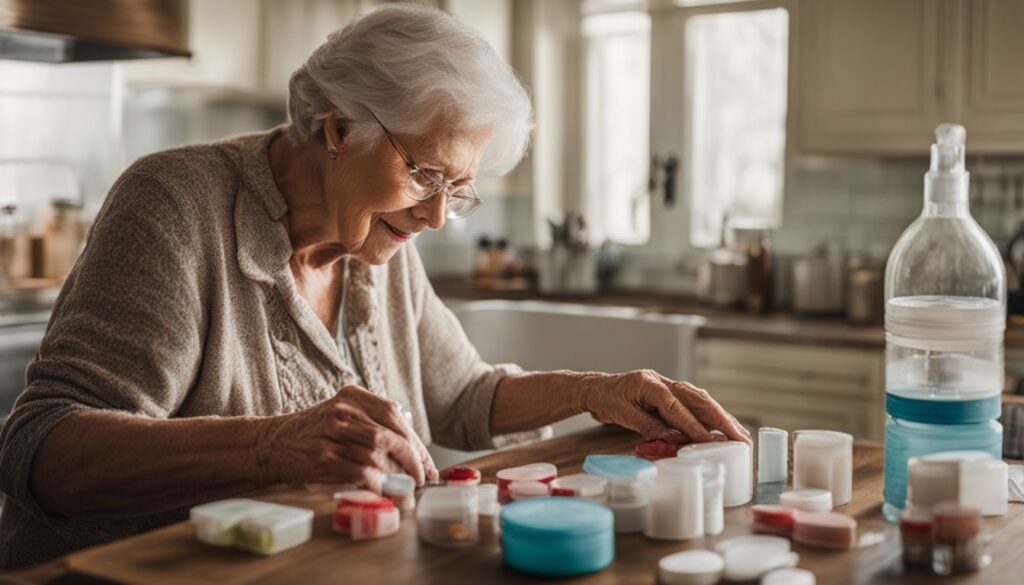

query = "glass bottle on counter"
[[882, 123, 1006, 521]]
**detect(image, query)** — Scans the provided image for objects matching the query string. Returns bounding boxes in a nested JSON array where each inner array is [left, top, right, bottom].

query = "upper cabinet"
[[795, 0, 1024, 155], [121, 0, 264, 95], [957, 0, 1024, 152]]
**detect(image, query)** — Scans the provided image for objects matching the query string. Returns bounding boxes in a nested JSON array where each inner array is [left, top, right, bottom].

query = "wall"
[[0, 61, 123, 228]]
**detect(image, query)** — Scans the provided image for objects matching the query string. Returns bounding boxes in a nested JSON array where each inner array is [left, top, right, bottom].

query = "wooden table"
[[5, 426, 1023, 585]]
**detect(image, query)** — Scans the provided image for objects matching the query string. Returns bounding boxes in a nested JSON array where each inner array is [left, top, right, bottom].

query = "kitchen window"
[[581, 5, 651, 245], [685, 5, 789, 247], [648, 0, 790, 251]]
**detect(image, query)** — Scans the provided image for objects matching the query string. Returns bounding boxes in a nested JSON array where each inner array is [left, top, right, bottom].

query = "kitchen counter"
[[6, 425, 1022, 585], [432, 277, 1024, 351]]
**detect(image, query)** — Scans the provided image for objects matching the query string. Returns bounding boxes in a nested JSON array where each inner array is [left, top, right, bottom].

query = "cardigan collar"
[[227, 127, 386, 394]]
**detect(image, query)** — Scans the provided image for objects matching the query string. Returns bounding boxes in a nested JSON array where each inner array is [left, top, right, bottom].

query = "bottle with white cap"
[[883, 123, 1005, 520]]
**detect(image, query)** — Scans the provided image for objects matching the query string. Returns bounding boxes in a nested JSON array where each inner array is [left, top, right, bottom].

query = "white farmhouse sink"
[[429, 299, 705, 467]]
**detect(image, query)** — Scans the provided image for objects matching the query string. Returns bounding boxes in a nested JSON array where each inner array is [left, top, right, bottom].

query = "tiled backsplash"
[[0, 61, 123, 226]]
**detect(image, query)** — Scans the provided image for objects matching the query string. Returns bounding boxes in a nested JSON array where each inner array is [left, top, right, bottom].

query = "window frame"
[[647, 0, 794, 256]]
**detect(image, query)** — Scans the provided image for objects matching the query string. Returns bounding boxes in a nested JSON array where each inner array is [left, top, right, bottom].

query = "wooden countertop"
[[6, 426, 1022, 585], [432, 277, 1024, 351]]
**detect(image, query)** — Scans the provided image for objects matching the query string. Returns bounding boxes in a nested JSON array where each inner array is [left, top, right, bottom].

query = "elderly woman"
[[0, 4, 747, 569]]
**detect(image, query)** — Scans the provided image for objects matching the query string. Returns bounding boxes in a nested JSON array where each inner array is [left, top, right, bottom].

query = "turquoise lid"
[[501, 498, 613, 540], [887, 392, 1001, 425], [582, 454, 656, 483]]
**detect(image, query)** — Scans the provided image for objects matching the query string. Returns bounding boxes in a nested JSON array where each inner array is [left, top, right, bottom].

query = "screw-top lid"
[[496, 463, 557, 484], [886, 296, 1004, 351], [416, 486, 478, 519], [582, 455, 657, 484], [500, 497, 613, 540], [550, 473, 608, 497]]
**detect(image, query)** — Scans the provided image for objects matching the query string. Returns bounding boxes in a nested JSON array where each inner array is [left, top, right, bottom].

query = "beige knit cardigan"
[[0, 127, 547, 569]]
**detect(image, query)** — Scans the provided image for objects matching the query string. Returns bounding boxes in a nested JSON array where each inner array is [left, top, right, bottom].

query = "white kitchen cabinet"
[[121, 0, 264, 94], [123, 0, 386, 101], [260, 0, 385, 102], [796, 0, 1024, 155], [955, 0, 1024, 152], [794, 0, 948, 155], [696, 338, 885, 440]]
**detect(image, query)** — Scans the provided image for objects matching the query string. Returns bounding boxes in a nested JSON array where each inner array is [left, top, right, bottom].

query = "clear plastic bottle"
[[882, 124, 1006, 520]]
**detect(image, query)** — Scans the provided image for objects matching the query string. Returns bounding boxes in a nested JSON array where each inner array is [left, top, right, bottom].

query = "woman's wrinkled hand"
[[257, 385, 439, 492], [578, 370, 751, 446]]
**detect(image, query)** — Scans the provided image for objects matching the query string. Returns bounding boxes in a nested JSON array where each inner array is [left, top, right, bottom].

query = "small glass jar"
[[583, 455, 657, 534], [899, 509, 933, 568], [416, 486, 479, 547], [932, 503, 987, 574], [477, 484, 501, 538]]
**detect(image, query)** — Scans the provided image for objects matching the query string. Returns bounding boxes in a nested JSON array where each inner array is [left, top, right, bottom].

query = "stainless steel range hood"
[[0, 0, 189, 63]]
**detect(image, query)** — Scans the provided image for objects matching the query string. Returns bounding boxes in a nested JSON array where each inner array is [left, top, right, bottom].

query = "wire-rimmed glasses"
[[365, 109, 482, 220]]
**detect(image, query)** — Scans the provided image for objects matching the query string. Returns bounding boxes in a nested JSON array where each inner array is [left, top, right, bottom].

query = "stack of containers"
[[883, 123, 1005, 520]]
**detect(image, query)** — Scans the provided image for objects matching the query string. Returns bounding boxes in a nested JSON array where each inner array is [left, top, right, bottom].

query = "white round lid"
[[781, 489, 833, 511], [497, 462, 557, 482], [713, 535, 790, 555], [723, 545, 799, 582], [658, 550, 724, 585], [508, 480, 551, 498], [550, 473, 608, 497], [762, 568, 816, 585]]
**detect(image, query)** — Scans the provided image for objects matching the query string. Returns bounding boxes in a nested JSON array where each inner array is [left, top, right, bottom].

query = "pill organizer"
[[234, 503, 314, 555]]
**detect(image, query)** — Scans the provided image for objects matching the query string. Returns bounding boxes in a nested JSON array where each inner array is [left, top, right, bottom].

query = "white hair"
[[287, 3, 533, 177]]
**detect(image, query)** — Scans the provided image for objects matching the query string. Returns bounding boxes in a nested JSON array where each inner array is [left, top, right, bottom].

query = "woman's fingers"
[[339, 387, 438, 484], [328, 454, 388, 492], [333, 420, 426, 485], [645, 386, 714, 443], [336, 387, 435, 484], [623, 408, 683, 443], [664, 378, 751, 445]]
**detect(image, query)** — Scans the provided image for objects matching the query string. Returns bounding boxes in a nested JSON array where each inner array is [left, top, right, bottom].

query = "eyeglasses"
[[364, 109, 482, 220]]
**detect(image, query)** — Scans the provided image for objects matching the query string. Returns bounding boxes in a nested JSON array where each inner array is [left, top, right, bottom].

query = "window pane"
[[583, 11, 651, 245], [686, 8, 788, 247]]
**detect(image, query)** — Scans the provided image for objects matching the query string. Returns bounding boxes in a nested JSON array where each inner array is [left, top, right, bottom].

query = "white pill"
[[658, 550, 724, 585]]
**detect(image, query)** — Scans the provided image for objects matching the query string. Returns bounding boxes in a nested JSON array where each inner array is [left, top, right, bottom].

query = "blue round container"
[[500, 497, 615, 577]]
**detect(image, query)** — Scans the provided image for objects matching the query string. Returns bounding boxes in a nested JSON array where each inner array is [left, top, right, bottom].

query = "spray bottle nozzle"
[[931, 123, 966, 174]]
